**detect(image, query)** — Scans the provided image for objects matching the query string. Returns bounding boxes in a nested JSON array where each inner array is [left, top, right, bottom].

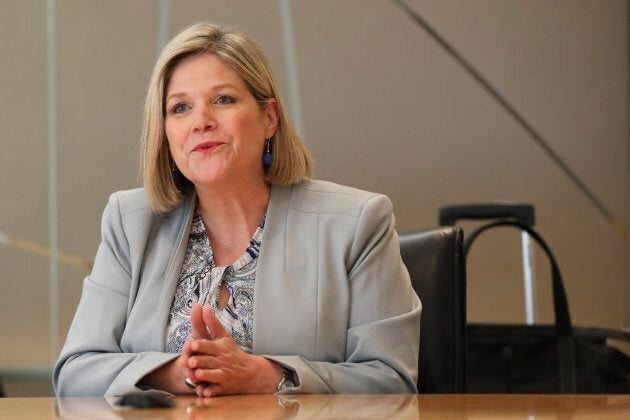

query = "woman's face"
[[164, 53, 278, 191]]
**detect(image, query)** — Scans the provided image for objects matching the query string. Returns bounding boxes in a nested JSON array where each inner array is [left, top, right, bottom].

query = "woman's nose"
[[191, 106, 216, 133]]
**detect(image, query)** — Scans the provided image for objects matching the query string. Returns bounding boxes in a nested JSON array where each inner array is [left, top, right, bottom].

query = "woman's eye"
[[171, 103, 190, 114], [214, 95, 236, 105]]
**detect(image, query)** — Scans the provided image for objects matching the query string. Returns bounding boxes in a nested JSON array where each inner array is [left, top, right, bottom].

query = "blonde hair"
[[141, 22, 313, 212]]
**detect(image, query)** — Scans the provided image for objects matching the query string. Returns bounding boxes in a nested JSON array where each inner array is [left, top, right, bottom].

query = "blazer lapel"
[[152, 191, 196, 351], [253, 184, 320, 359], [253, 184, 290, 354]]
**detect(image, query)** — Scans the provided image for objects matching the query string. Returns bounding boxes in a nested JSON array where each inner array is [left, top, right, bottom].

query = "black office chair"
[[399, 227, 466, 393]]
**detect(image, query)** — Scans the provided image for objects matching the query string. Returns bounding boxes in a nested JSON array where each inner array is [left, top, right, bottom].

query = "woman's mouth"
[[193, 141, 225, 153]]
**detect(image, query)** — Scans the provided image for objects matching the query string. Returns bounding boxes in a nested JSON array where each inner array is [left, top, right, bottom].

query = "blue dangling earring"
[[262, 138, 273, 165], [170, 160, 178, 182]]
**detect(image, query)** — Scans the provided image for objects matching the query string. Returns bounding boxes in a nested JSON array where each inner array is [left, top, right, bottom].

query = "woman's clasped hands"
[[180, 304, 284, 397]]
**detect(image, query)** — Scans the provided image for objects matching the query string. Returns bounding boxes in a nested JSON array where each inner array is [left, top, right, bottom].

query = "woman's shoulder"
[[104, 187, 190, 220], [106, 187, 195, 218], [106, 187, 153, 217], [100, 187, 193, 243], [295, 179, 377, 198], [284, 179, 392, 218]]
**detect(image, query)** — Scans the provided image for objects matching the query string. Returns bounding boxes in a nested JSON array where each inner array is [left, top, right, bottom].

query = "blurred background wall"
[[0, 0, 628, 396]]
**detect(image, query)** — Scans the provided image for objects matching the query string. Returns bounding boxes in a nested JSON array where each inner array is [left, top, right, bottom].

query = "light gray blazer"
[[53, 180, 421, 396]]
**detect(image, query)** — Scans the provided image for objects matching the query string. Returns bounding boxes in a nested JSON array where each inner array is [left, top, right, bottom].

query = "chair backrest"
[[399, 227, 466, 393]]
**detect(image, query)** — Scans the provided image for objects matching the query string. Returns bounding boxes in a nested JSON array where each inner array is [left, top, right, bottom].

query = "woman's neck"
[[195, 178, 271, 267]]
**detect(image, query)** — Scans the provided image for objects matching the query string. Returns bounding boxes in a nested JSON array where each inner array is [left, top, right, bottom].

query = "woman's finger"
[[195, 384, 204, 398], [202, 306, 230, 339], [181, 340, 195, 372], [196, 381, 224, 398], [188, 354, 220, 370], [201, 383, 224, 398], [193, 367, 225, 384], [191, 304, 211, 340], [190, 338, 223, 355]]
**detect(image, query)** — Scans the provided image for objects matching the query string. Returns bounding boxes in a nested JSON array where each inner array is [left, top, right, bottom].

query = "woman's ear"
[[264, 98, 279, 138]]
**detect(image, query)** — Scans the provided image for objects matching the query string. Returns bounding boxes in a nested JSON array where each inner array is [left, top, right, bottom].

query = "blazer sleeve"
[[266, 194, 421, 394], [52, 193, 178, 397]]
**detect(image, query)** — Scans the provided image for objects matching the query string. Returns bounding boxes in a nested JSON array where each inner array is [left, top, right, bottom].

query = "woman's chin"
[[189, 169, 243, 190], [191, 176, 226, 189]]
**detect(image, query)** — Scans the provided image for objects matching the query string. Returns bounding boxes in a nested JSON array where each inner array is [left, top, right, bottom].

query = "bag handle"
[[463, 220, 572, 335], [439, 203, 535, 226]]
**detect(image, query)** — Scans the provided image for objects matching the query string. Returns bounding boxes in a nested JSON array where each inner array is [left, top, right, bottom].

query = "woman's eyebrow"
[[165, 83, 238, 103], [210, 82, 237, 91], [165, 92, 187, 104]]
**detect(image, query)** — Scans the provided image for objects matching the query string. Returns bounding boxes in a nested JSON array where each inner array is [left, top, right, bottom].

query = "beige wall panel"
[[55, 0, 159, 353], [0, 1, 49, 368], [413, 0, 629, 219], [291, 0, 628, 328]]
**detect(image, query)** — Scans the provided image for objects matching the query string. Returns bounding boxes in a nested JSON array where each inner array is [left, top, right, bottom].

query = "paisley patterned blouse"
[[165, 208, 265, 354]]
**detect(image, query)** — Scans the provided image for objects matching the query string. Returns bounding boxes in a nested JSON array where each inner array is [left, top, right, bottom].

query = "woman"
[[53, 22, 421, 397]]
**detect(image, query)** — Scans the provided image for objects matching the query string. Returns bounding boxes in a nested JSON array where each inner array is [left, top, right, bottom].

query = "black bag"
[[464, 220, 630, 394]]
